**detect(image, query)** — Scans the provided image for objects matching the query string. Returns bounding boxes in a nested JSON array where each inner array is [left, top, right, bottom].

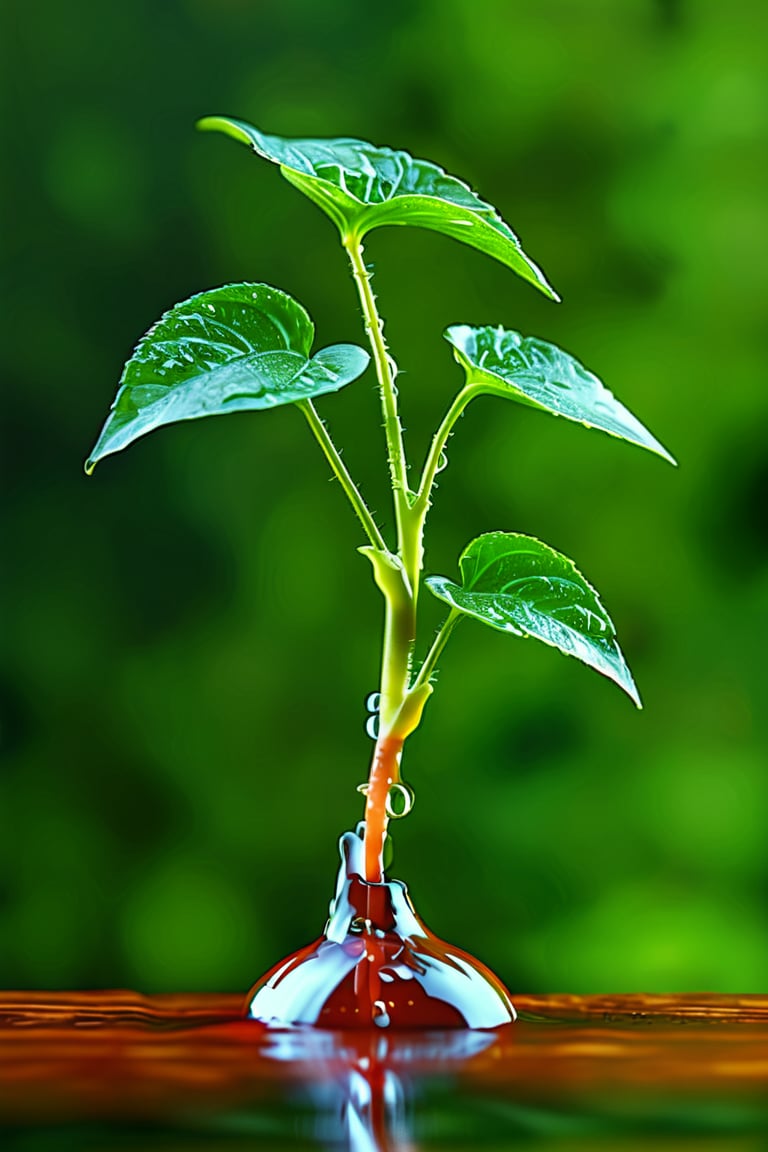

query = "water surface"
[[2, 991, 767, 1149]]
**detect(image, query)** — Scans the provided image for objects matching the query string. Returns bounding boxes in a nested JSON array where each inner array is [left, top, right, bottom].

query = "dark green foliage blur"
[[2, 0, 767, 994]]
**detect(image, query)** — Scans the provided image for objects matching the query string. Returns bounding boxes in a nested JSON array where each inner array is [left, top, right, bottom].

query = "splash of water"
[[247, 827, 516, 1030]]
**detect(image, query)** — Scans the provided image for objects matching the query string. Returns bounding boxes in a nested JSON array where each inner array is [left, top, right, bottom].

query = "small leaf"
[[445, 325, 675, 465], [86, 283, 369, 471], [426, 532, 640, 706], [198, 117, 558, 301]]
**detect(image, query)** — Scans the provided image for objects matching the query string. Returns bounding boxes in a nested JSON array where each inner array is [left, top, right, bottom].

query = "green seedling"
[[87, 118, 675, 887]]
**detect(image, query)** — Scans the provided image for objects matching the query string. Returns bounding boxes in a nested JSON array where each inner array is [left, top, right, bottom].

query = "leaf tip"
[[196, 116, 251, 147], [531, 270, 561, 303], [522, 257, 561, 303], [84, 457, 96, 476], [623, 675, 642, 709], [642, 435, 677, 468]]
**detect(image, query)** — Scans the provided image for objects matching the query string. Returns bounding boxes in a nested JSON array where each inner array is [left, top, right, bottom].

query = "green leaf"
[[198, 117, 558, 301], [445, 325, 675, 465], [426, 532, 640, 706], [86, 283, 369, 471]]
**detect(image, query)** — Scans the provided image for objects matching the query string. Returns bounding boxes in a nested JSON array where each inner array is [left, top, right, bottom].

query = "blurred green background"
[[2, 0, 767, 996]]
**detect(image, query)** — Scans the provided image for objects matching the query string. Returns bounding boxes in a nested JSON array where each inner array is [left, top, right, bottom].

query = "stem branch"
[[414, 384, 477, 514], [299, 400, 387, 552], [412, 610, 462, 691]]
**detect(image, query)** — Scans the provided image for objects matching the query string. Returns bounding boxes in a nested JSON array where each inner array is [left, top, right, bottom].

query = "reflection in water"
[[266, 1028, 494, 1150]]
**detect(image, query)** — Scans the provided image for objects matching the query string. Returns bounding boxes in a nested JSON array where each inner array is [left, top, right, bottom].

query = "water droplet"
[[385, 782, 414, 819], [372, 1000, 391, 1028], [365, 692, 381, 713], [365, 714, 380, 740], [436, 451, 449, 474]]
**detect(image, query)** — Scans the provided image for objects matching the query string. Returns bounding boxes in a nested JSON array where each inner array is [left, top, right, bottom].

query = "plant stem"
[[344, 235, 417, 719], [344, 236, 411, 524], [361, 546, 417, 729], [412, 611, 462, 691], [298, 400, 387, 552], [343, 244, 473, 883], [344, 235, 420, 882], [363, 733, 403, 884]]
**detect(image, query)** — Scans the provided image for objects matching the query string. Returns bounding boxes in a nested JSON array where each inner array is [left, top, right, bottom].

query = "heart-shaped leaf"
[[426, 532, 640, 706], [86, 283, 369, 471], [198, 117, 558, 301], [445, 325, 675, 464]]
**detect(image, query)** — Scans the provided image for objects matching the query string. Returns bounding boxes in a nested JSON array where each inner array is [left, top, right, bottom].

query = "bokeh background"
[[2, 0, 767, 995]]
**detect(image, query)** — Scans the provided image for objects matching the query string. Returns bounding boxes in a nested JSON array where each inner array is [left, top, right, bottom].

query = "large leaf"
[[426, 532, 640, 706], [445, 325, 675, 465], [86, 283, 369, 471], [198, 117, 558, 301]]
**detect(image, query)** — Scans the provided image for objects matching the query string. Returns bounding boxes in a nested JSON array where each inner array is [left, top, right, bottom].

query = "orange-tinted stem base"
[[363, 734, 403, 883]]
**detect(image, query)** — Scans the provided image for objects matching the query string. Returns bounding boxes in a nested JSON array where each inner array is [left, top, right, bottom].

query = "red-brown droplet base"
[[247, 831, 516, 1030]]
